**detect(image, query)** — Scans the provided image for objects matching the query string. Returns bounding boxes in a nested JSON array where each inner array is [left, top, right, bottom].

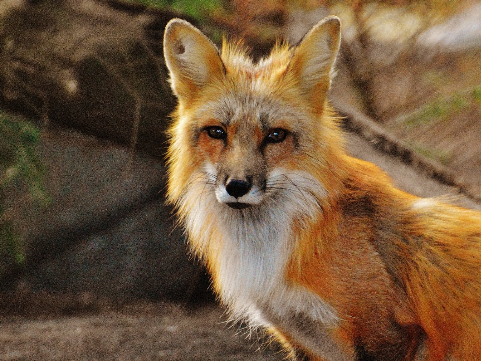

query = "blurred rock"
[[0, 0, 181, 157], [4, 128, 206, 302], [0, 0, 211, 302]]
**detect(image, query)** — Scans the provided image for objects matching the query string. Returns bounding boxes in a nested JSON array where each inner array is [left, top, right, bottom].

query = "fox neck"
[[180, 168, 339, 326]]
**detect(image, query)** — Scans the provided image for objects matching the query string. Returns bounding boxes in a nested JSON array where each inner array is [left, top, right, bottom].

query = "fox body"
[[163, 16, 481, 361]]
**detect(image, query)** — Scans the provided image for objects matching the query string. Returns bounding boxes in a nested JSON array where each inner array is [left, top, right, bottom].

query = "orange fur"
[[163, 17, 481, 361]]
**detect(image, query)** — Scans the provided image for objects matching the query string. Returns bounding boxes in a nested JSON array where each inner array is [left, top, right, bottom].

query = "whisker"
[[197, 171, 216, 208], [291, 174, 327, 209], [175, 171, 217, 214], [303, 151, 325, 166], [266, 172, 326, 214], [281, 173, 314, 206]]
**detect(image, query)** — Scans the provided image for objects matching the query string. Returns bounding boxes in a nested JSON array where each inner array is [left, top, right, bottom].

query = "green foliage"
[[409, 142, 452, 166], [125, 0, 223, 20], [473, 85, 481, 103], [0, 113, 47, 270], [0, 222, 23, 265], [0, 114, 46, 199], [404, 86, 481, 128]]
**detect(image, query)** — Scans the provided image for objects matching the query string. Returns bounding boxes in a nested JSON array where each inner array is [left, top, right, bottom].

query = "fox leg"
[[292, 348, 328, 361], [266, 327, 299, 359], [267, 327, 328, 361]]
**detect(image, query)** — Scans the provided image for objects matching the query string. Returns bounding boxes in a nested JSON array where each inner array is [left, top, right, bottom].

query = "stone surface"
[[6, 128, 204, 301]]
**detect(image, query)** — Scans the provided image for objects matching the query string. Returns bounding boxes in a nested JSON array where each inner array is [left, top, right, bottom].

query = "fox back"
[[163, 17, 481, 361]]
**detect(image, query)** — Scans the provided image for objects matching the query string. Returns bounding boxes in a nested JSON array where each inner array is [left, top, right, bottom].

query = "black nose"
[[225, 178, 252, 198]]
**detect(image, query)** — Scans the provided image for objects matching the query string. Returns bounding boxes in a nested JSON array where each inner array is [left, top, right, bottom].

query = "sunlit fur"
[[164, 17, 481, 361]]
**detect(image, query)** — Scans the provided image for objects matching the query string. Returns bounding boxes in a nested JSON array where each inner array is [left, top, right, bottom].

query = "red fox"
[[163, 16, 481, 360]]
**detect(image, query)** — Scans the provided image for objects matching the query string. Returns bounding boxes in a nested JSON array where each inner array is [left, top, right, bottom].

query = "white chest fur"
[[215, 205, 335, 325], [213, 207, 353, 360], [181, 169, 352, 360]]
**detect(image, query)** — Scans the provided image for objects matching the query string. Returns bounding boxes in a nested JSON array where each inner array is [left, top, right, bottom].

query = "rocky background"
[[0, 0, 207, 303]]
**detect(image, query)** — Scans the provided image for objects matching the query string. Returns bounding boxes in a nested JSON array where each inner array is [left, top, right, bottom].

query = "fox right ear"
[[286, 16, 341, 108], [163, 19, 225, 102]]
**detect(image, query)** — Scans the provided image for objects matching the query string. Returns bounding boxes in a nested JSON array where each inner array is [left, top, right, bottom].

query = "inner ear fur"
[[163, 18, 225, 101], [286, 16, 341, 105]]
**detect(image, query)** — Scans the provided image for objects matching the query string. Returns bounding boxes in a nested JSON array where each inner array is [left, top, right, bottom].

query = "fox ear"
[[163, 19, 225, 101], [287, 16, 341, 105]]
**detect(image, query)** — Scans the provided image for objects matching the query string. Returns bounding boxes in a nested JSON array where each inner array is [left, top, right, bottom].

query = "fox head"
[[163, 17, 345, 215]]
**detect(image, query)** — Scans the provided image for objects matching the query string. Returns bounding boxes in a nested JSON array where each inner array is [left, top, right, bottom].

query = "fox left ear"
[[287, 16, 341, 105], [163, 19, 225, 102]]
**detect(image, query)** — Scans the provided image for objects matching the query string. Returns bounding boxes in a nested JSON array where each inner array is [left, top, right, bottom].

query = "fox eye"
[[205, 126, 227, 140], [265, 128, 288, 144]]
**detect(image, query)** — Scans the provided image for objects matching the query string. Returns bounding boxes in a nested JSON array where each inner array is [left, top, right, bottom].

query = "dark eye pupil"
[[206, 126, 226, 140], [266, 129, 287, 143]]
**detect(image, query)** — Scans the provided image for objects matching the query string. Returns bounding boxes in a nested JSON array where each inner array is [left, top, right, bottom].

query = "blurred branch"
[[330, 0, 468, 121]]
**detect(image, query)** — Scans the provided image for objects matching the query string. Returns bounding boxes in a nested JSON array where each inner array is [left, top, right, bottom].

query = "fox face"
[[164, 17, 344, 212], [193, 94, 311, 210]]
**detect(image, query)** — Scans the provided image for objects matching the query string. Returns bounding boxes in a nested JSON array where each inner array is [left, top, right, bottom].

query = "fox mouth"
[[215, 181, 264, 209], [226, 202, 252, 210]]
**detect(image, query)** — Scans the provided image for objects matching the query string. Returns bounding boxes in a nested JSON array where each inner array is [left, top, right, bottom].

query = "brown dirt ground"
[[0, 302, 281, 361]]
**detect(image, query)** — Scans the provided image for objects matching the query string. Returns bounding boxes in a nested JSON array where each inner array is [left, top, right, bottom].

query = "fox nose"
[[225, 178, 252, 198]]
